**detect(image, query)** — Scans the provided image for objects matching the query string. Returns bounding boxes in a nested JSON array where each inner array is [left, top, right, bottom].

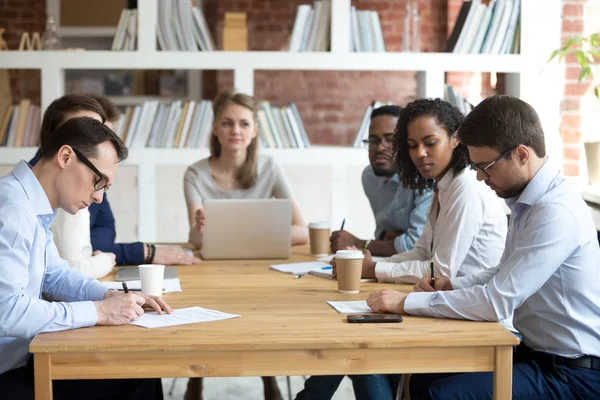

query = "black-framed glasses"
[[471, 146, 516, 178], [72, 148, 110, 192], [362, 133, 394, 149]]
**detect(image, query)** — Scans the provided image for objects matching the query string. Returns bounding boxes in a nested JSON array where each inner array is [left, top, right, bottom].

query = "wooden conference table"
[[30, 246, 519, 400]]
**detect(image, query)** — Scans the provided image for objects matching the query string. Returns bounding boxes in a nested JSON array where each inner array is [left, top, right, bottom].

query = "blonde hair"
[[210, 89, 260, 189]]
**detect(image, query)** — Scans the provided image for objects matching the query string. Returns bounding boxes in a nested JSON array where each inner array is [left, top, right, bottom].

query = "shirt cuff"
[[66, 301, 99, 328], [393, 235, 407, 253], [403, 292, 435, 316], [374, 262, 396, 282], [87, 281, 109, 301]]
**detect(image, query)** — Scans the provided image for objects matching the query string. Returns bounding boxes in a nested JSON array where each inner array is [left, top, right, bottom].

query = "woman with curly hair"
[[295, 99, 509, 400]]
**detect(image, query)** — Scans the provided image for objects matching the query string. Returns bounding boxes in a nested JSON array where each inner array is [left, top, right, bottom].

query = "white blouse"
[[375, 168, 508, 284], [50, 208, 114, 279]]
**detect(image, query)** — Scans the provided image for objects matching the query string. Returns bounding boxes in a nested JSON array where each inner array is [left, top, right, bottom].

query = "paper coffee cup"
[[308, 221, 331, 257], [334, 250, 364, 294], [139, 264, 165, 297]]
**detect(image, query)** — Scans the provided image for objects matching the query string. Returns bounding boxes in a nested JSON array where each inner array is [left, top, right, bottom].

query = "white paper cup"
[[138, 264, 165, 297]]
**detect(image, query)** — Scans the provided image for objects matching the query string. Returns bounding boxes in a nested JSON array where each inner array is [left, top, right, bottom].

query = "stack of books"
[[111, 9, 137, 50], [445, 0, 521, 54], [156, 0, 215, 51], [350, 6, 386, 52], [0, 99, 41, 147], [288, 0, 331, 52], [257, 102, 311, 149], [444, 84, 474, 115], [222, 12, 248, 51]]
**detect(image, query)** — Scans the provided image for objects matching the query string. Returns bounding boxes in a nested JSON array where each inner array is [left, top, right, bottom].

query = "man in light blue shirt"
[[331, 105, 432, 256], [0, 117, 171, 400], [368, 95, 600, 399]]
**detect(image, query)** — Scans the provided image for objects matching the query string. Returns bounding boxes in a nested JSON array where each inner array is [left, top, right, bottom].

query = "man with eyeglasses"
[[330, 105, 433, 256], [367, 95, 600, 399], [0, 117, 169, 399]]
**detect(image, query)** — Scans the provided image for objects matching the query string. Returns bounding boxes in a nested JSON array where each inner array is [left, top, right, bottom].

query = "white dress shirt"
[[50, 208, 114, 279], [404, 159, 600, 358], [375, 167, 508, 284]]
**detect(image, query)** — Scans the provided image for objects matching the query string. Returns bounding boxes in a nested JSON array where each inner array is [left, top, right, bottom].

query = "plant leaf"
[[595, 86, 600, 101], [576, 50, 587, 66], [578, 66, 592, 82]]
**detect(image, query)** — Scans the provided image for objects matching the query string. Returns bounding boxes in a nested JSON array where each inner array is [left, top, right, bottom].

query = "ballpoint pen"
[[430, 261, 435, 288], [340, 218, 346, 231], [122, 281, 129, 293]]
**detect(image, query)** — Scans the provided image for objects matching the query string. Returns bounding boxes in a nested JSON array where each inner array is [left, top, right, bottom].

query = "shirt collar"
[[11, 160, 55, 217], [435, 167, 458, 192], [507, 157, 558, 211]]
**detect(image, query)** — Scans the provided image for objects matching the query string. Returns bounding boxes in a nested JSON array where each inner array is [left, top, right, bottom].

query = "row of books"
[[446, 0, 521, 54], [444, 84, 474, 115], [112, 99, 311, 149], [257, 102, 310, 148], [114, 100, 214, 148], [157, 0, 215, 51], [111, 9, 137, 51], [350, 7, 386, 52], [0, 100, 41, 147], [288, 0, 331, 52]]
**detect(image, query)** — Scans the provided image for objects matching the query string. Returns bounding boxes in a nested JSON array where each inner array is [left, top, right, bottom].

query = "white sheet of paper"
[[101, 278, 182, 293], [269, 261, 331, 275], [317, 255, 386, 263], [130, 306, 240, 329], [327, 300, 373, 314]]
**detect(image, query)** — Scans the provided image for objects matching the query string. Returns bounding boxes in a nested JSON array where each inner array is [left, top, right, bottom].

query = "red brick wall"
[[0, 0, 45, 105], [559, 0, 600, 177]]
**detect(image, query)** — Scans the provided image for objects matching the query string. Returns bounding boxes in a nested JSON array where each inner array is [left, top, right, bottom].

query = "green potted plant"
[[549, 33, 600, 185]]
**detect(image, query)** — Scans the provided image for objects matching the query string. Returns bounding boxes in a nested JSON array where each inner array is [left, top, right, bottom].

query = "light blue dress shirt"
[[405, 159, 600, 358], [361, 166, 433, 253], [0, 161, 108, 374]]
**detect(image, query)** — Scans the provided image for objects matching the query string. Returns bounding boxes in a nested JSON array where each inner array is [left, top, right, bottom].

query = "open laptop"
[[201, 199, 292, 260]]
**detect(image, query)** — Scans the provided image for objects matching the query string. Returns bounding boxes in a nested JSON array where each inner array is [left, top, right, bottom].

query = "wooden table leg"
[[34, 354, 52, 400], [493, 346, 513, 400]]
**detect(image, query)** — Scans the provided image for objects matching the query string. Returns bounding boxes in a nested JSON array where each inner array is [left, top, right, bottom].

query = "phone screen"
[[347, 314, 403, 323]]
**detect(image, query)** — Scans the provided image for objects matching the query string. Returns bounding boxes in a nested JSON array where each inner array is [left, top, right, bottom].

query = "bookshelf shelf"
[[0, 0, 563, 243]]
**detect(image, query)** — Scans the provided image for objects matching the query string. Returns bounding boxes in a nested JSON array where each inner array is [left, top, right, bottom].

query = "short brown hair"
[[85, 93, 121, 123], [39, 117, 128, 162], [457, 95, 546, 157], [40, 94, 106, 149], [210, 89, 260, 189]]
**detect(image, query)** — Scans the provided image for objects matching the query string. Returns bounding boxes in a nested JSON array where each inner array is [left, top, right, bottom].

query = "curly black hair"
[[393, 98, 469, 192]]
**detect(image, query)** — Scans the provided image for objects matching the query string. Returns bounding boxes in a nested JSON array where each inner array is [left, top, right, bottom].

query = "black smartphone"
[[347, 314, 403, 323]]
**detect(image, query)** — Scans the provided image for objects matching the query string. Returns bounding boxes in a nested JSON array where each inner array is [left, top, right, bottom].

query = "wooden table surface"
[[30, 245, 519, 399]]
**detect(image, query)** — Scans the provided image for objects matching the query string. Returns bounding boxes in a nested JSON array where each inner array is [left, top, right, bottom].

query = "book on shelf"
[[0, 100, 41, 147], [444, 84, 474, 115], [257, 102, 310, 149], [350, 7, 386, 52], [445, 0, 521, 54], [157, 0, 216, 51], [351, 100, 394, 148], [111, 8, 137, 51], [287, 0, 331, 52]]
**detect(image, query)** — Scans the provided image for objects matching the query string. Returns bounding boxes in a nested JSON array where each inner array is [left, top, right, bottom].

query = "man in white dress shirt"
[[367, 95, 600, 399]]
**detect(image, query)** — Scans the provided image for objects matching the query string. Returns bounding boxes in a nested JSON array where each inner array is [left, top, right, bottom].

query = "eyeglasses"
[[362, 133, 394, 149], [72, 148, 110, 192], [470, 146, 516, 178]]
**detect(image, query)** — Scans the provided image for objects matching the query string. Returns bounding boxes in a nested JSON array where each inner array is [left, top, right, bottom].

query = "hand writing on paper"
[[95, 293, 146, 325], [93, 250, 116, 267], [414, 275, 453, 293], [330, 230, 364, 253], [367, 289, 408, 315]]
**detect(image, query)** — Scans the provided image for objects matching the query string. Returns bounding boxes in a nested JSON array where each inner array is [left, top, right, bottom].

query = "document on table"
[[101, 278, 182, 293], [327, 300, 374, 314], [317, 255, 387, 263], [131, 306, 240, 329], [270, 261, 331, 275]]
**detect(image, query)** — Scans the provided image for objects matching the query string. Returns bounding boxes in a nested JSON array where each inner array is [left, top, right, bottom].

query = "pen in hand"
[[122, 281, 129, 294], [340, 218, 346, 231], [429, 261, 435, 288]]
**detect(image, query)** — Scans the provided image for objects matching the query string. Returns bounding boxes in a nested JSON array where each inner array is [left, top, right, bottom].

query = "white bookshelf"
[[0, 0, 563, 243]]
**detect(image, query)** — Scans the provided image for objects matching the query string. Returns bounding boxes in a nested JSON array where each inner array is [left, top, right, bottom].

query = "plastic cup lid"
[[334, 249, 364, 259], [308, 221, 330, 229]]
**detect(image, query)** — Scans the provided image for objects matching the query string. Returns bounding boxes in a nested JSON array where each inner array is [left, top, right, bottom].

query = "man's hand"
[[93, 250, 116, 267], [331, 247, 376, 279], [330, 230, 364, 253], [153, 245, 201, 265], [414, 275, 453, 292], [367, 289, 408, 314], [194, 209, 205, 232], [96, 292, 174, 325], [382, 230, 404, 241]]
